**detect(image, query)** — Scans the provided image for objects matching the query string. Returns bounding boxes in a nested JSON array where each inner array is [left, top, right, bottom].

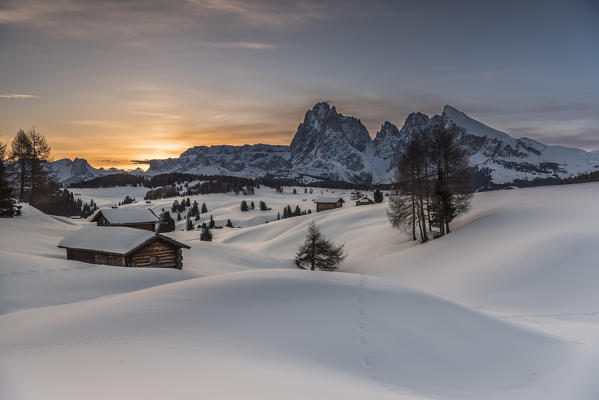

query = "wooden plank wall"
[[127, 240, 181, 269]]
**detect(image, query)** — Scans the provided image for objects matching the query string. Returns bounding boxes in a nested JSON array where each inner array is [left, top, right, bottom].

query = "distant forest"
[[70, 168, 599, 195]]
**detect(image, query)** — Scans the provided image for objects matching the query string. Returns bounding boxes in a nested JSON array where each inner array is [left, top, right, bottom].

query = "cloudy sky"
[[1, 0, 598, 169]]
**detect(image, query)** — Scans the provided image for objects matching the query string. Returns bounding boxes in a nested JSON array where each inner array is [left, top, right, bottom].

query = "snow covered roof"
[[357, 196, 373, 203], [58, 226, 189, 255], [92, 208, 159, 224], [313, 197, 345, 203]]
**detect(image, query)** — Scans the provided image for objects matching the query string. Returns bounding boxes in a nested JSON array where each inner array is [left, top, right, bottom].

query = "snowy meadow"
[[1, 183, 599, 399]]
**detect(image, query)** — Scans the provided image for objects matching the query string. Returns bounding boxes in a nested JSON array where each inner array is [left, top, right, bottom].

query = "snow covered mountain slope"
[[145, 144, 290, 177], [52, 103, 599, 186], [443, 105, 599, 184], [50, 158, 141, 186]]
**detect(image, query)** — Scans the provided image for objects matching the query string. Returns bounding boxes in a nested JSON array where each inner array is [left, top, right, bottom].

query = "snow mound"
[[0, 270, 587, 399]]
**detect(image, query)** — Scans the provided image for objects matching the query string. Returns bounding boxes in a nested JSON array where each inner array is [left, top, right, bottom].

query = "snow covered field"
[[2, 183, 599, 399]]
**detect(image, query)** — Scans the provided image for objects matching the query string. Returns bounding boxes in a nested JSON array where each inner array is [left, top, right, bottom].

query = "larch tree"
[[26, 128, 51, 205], [9, 129, 32, 201], [387, 137, 429, 242], [295, 221, 346, 271], [0, 138, 14, 216], [429, 123, 472, 235]]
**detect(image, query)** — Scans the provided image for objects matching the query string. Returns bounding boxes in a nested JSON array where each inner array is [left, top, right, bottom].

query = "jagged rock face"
[[146, 144, 291, 178], [290, 102, 373, 182]]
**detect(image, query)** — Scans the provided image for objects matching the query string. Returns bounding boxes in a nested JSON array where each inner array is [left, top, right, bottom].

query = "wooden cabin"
[[90, 208, 159, 231], [314, 197, 345, 212], [355, 196, 375, 206], [58, 226, 190, 269]]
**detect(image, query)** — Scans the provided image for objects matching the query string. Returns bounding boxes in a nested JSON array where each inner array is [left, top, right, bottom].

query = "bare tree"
[[387, 137, 429, 242], [295, 221, 345, 271]]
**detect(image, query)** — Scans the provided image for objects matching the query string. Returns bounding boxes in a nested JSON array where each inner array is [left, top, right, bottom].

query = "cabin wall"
[[66, 249, 124, 266], [316, 202, 343, 212], [95, 215, 109, 226], [127, 240, 181, 269], [116, 222, 156, 231]]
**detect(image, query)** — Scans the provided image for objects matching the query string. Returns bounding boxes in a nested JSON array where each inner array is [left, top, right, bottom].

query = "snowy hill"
[[2, 184, 599, 398], [51, 103, 599, 186]]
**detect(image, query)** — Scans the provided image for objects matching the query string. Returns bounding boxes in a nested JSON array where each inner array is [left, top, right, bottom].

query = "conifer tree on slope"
[[200, 223, 213, 241], [186, 217, 194, 231], [295, 222, 345, 271]]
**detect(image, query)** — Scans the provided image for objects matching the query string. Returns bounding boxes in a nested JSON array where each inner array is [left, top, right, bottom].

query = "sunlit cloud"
[[0, 0, 325, 41], [0, 93, 40, 99], [204, 41, 279, 50]]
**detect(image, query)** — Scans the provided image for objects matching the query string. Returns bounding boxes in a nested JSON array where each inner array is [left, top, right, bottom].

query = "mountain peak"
[[442, 104, 462, 115]]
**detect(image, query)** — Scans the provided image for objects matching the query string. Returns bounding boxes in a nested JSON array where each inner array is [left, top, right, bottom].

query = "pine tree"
[[226, 219, 233, 228], [295, 222, 345, 271], [259, 200, 267, 211], [186, 217, 194, 231], [201, 203, 207, 213], [209, 214, 215, 228], [240, 200, 249, 211], [250, 201, 255, 210], [294, 205, 301, 216], [373, 189, 383, 203], [293, 188, 297, 194], [158, 211, 176, 232], [186, 198, 191, 207], [189, 201, 199, 218], [200, 224, 213, 241], [177, 211, 182, 221]]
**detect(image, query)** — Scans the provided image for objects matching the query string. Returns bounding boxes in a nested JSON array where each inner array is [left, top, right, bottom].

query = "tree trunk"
[[310, 235, 315, 270], [411, 194, 416, 241], [19, 158, 25, 201]]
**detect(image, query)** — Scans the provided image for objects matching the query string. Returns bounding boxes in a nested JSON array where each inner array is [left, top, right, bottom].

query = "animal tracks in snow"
[[355, 275, 378, 381]]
